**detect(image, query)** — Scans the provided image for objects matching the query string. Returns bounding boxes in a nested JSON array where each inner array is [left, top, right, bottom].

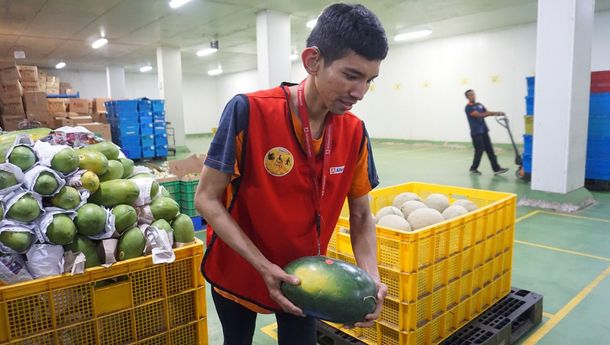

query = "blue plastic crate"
[[153, 110, 165, 117], [140, 122, 154, 135], [112, 124, 139, 137], [139, 111, 153, 121], [122, 145, 142, 160], [142, 146, 155, 158], [585, 159, 610, 180], [138, 99, 152, 113], [141, 135, 155, 147], [155, 147, 168, 157], [525, 96, 534, 115], [105, 101, 115, 116], [523, 135, 533, 155], [108, 111, 139, 122], [153, 121, 166, 130], [526, 76, 535, 97], [115, 134, 141, 147], [522, 153, 532, 173], [589, 93, 610, 117], [155, 135, 168, 146], [115, 100, 138, 113], [151, 100, 165, 112], [586, 139, 610, 160], [191, 216, 204, 230], [153, 115, 165, 123], [588, 116, 610, 139]]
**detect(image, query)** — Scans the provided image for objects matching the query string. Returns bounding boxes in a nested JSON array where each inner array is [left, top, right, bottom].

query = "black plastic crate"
[[316, 321, 363, 345]]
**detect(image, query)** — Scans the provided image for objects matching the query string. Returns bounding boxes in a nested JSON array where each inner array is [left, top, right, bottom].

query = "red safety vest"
[[202, 85, 365, 311]]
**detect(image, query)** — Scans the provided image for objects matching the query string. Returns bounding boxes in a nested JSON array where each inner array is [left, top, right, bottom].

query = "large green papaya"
[[89, 179, 140, 207]]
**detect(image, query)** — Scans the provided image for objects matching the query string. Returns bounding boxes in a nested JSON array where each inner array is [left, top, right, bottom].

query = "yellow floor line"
[[522, 265, 610, 345], [516, 210, 541, 223], [542, 311, 555, 319], [514, 240, 610, 262], [261, 322, 278, 340], [539, 210, 610, 224]]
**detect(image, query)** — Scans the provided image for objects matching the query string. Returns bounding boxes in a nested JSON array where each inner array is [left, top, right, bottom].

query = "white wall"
[[211, 11, 610, 144], [182, 74, 217, 134]]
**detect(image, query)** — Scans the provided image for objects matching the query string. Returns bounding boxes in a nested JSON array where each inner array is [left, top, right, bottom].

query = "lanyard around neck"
[[296, 80, 333, 254]]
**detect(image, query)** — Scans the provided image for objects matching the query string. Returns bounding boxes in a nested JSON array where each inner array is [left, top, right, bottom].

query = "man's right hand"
[[260, 263, 306, 317], [495, 111, 506, 116]]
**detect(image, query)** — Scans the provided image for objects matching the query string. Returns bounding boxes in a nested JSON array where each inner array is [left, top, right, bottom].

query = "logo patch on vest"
[[330, 166, 344, 175], [264, 147, 294, 176]]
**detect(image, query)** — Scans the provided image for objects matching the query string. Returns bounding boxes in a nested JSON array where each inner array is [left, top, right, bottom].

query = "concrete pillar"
[[156, 46, 185, 146], [256, 10, 291, 89], [531, 0, 595, 194], [105, 66, 126, 99]]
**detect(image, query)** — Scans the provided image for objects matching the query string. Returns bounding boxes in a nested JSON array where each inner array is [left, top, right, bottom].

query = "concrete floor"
[[182, 134, 610, 345]]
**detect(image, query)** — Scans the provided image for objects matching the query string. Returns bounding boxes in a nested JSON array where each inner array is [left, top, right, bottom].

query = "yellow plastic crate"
[[0, 239, 207, 345], [524, 115, 534, 135], [325, 182, 515, 343]]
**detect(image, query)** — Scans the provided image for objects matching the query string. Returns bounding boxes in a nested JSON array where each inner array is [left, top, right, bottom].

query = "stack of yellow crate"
[[325, 182, 516, 345], [0, 240, 208, 345]]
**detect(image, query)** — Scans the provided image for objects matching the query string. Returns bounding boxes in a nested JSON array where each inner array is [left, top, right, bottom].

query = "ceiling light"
[[208, 67, 223, 76], [169, 0, 192, 9], [14, 51, 26, 59], [140, 65, 153, 72], [197, 40, 219, 57], [306, 19, 317, 29], [394, 29, 432, 42], [55, 62, 66, 69], [92, 37, 108, 49]]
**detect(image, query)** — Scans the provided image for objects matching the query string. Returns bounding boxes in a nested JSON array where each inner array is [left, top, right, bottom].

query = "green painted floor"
[[185, 135, 610, 345]]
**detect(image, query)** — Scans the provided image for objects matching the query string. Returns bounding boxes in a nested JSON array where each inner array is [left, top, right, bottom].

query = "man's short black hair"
[[465, 89, 474, 97], [306, 3, 388, 65]]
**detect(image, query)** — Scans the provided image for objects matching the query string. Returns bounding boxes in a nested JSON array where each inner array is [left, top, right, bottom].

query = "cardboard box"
[[1, 114, 26, 131], [92, 98, 110, 112], [65, 88, 78, 95], [91, 111, 108, 123], [46, 75, 60, 85], [17, 65, 38, 82], [2, 102, 25, 115], [0, 94, 22, 105], [1, 66, 21, 85], [68, 98, 92, 114], [81, 122, 112, 140], [0, 62, 16, 70], [54, 115, 93, 128], [23, 91, 48, 114], [168, 154, 205, 180], [46, 87, 60, 95], [52, 111, 78, 118], [25, 111, 50, 127], [20, 81, 39, 92], [48, 98, 67, 113], [2, 81, 23, 97], [59, 82, 72, 94]]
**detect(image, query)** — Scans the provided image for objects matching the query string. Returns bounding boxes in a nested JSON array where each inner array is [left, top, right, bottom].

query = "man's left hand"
[[351, 281, 388, 328]]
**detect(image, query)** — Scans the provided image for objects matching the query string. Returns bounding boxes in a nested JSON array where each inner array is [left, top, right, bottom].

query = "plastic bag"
[[25, 244, 64, 278], [23, 165, 66, 196], [0, 163, 25, 195], [32, 141, 79, 176], [2, 188, 44, 224], [142, 224, 175, 264], [35, 209, 77, 244], [0, 220, 36, 254], [0, 254, 33, 284], [88, 207, 118, 240]]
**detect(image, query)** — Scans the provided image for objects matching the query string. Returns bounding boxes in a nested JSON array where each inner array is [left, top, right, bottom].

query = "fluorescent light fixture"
[[196, 47, 218, 57], [394, 29, 432, 42], [208, 67, 223, 76], [140, 65, 153, 72], [169, 0, 192, 9], [14, 51, 26, 59], [91, 37, 108, 49], [306, 19, 317, 29], [55, 62, 66, 69], [290, 53, 299, 61]]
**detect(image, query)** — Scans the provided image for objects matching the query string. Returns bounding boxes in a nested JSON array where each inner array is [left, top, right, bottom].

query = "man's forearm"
[[349, 212, 380, 281]]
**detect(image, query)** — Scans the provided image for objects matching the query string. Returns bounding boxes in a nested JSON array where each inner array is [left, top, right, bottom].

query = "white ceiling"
[[1, 0, 609, 75]]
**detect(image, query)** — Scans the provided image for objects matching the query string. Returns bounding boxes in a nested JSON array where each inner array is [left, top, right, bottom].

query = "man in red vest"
[[196, 3, 388, 344]]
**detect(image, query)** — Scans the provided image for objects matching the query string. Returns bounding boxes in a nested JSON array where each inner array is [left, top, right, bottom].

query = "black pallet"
[[316, 287, 543, 345], [441, 287, 543, 345], [585, 178, 610, 191]]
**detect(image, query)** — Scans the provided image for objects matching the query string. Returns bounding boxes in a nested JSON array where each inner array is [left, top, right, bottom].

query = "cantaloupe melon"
[[374, 206, 402, 223], [407, 208, 444, 230], [378, 214, 412, 232], [453, 199, 478, 212], [425, 193, 450, 212], [399, 200, 427, 218], [392, 192, 421, 208], [442, 205, 468, 220]]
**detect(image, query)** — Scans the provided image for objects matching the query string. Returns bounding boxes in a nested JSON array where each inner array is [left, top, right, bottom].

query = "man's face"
[[466, 91, 476, 103], [314, 51, 381, 114]]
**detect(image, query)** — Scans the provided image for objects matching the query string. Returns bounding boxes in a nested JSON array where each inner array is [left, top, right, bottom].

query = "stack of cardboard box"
[[47, 97, 111, 140], [46, 74, 60, 95], [0, 64, 26, 130]]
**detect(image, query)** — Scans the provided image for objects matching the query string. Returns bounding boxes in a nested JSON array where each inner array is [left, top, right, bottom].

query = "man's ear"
[[302, 47, 323, 75]]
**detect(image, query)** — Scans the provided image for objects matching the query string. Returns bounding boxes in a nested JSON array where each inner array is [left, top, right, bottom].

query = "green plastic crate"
[[180, 179, 199, 195], [179, 179, 199, 217], [159, 180, 180, 201], [179, 196, 198, 217]]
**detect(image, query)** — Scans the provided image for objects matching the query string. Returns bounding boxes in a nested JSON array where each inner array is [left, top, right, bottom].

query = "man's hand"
[[352, 281, 388, 328], [495, 111, 506, 116], [260, 263, 306, 317]]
